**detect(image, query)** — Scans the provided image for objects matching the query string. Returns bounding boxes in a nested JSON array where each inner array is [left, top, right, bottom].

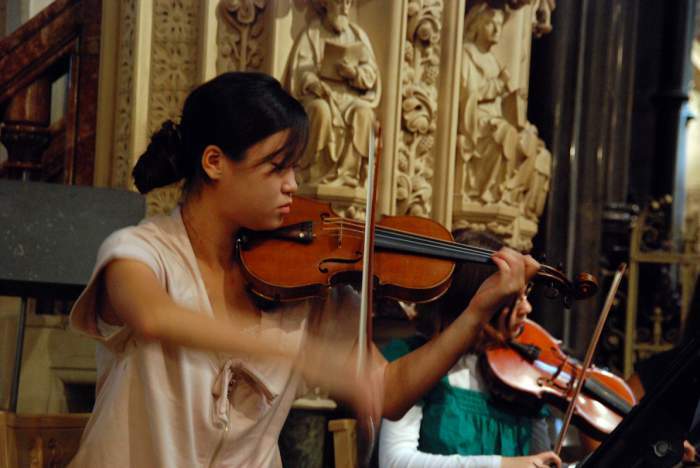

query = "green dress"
[[383, 336, 548, 457]]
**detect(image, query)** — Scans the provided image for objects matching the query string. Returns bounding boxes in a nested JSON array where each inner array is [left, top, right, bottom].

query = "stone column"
[[529, 0, 641, 356]]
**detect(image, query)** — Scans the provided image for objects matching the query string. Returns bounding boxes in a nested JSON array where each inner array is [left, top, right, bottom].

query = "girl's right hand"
[[501, 451, 562, 468]]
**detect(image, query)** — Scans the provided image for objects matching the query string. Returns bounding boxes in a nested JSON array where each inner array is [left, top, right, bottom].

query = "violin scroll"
[[573, 272, 599, 299], [534, 265, 598, 308]]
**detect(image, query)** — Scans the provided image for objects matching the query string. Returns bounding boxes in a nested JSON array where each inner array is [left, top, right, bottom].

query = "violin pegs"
[[543, 285, 559, 300], [545, 281, 560, 298]]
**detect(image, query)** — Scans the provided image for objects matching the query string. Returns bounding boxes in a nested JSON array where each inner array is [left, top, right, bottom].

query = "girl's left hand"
[[501, 451, 561, 468], [683, 440, 698, 464], [469, 248, 540, 322]]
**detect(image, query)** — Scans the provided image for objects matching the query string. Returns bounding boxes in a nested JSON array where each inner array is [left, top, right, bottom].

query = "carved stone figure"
[[502, 122, 551, 219], [287, 0, 381, 189], [532, 0, 556, 37], [456, 1, 551, 221]]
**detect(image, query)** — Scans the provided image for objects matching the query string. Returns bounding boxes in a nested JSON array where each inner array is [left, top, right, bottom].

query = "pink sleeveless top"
[[69, 207, 358, 467]]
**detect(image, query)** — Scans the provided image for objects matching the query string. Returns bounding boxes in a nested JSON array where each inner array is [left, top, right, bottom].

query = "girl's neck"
[[181, 194, 239, 270]]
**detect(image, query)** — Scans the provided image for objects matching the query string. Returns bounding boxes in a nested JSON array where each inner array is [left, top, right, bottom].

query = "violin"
[[480, 319, 637, 440], [236, 196, 598, 307]]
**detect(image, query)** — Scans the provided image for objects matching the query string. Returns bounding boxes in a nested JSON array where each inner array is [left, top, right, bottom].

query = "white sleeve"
[[69, 226, 165, 342], [378, 405, 502, 468]]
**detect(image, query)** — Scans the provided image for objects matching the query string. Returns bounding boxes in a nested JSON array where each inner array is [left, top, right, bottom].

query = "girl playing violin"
[[68, 72, 539, 467], [379, 230, 562, 468]]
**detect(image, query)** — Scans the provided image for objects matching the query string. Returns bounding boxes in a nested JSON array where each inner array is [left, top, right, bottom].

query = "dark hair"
[[132, 72, 309, 194], [417, 229, 504, 336]]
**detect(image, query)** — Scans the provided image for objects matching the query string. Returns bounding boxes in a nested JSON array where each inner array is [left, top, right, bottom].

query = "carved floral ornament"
[[222, 0, 266, 24], [217, 0, 267, 72], [407, 0, 442, 45], [396, 0, 442, 217], [402, 1, 441, 137], [144, 0, 200, 216]]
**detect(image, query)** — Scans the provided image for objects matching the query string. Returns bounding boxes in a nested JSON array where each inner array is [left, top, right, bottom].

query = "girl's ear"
[[201, 145, 226, 180]]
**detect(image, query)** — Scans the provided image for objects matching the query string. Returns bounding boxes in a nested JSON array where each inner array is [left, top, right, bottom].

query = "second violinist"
[[379, 229, 562, 468]]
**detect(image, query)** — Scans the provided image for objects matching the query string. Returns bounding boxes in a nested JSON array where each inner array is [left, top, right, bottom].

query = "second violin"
[[481, 319, 637, 440]]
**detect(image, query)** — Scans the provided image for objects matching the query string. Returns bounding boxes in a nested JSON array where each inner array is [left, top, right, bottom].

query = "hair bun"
[[132, 120, 185, 194]]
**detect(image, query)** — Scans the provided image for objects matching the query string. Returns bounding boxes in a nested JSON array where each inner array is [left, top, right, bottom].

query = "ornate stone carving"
[[331, 202, 366, 221], [531, 0, 555, 37], [216, 0, 267, 72], [453, 1, 552, 250], [150, 0, 199, 133], [111, 0, 137, 189], [474, 0, 556, 37], [287, 0, 381, 204], [146, 0, 200, 215], [396, 0, 442, 217]]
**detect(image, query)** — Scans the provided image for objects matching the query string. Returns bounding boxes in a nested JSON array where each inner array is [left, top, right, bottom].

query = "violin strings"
[[376, 230, 498, 261], [321, 219, 497, 259], [321, 222, 495, 261], [319, 221, 494, 263], [314, 220, 564, 290], [362, 221, 497, 257], [321, 219, 558, 279]]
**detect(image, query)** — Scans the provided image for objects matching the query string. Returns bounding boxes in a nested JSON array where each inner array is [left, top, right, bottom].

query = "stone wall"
[[6, 0, 555, 414]]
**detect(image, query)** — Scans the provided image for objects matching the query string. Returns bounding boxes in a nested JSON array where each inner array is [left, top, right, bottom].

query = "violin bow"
[[554, 263, 627, 455], [356, 123, 382, 467]]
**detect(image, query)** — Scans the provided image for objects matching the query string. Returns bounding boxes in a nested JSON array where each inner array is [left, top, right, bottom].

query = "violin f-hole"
[[318, 255, 363, 273]]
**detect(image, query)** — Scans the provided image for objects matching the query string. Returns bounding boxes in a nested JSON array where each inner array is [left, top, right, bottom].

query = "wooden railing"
[[0, 0, 101, 184], [0, 411, 89, 468]]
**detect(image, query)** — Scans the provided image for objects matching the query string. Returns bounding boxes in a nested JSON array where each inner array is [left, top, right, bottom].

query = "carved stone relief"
[[111, 0, 137, 189], [146, 0, 201, 216], [453, 0, 553, 250], [107, 0, 555, 230], [531, 0, 555, 37], [149, 0, 199, 133], [396, 0, 442, 217], [286, 0, 381, 217], [216, 0, 267, 72]]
